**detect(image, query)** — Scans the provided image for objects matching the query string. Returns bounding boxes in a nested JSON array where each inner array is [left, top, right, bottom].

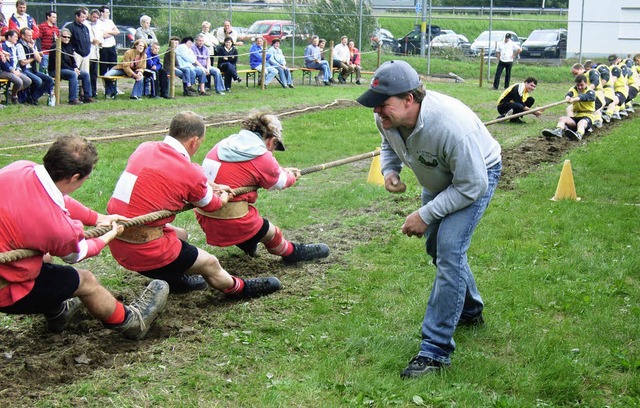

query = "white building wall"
[[568, 0, 640, 59]]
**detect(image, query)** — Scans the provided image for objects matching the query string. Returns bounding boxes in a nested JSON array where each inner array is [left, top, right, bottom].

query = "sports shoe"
[[458, 313, 485, 327], [601, 113, 611, 123], [129, 96, 140, 100], [69, 99, 83, 105], [227, 277, 282, 299], [626, 106, 634, 113], [48, 94, 56, 107], [324, 81, 331, 86], [288, 84, 295, 89], [283, 243, 330, 264], [116, 88, 125, 95], [509, 117, 525, 124], [593, 119, 603, 128], [542, 128, 563, 139], [170, 274, 208, 294], [45, 297, 83, 333], [108, 280, 169, 340], [619, 109, 628, 117], [400, 355, 448, 379], [186, 85, 197, 93], [216, 91, 226, 96], [612, 112, 622, 120], [183, 90, 197, 97], [83, 97, 96, 103], [504, 108, 514, 117], [563, 128, 582, 141], [355, 80, 361, 85]]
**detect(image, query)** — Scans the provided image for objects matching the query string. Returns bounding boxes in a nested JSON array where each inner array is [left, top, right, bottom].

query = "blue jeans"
[[253, 64, 278, 85], [418, 162, 501, 365], [104, 68, 143, 97], [207, 67, 226, 93], [272, 65, 292, 86], [58, 68, 91, 102], [23, 69, 54, 101], [305, 60, 331, 81]]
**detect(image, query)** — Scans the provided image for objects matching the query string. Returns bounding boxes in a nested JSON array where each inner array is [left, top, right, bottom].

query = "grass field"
[[1, 57, 639, 407]]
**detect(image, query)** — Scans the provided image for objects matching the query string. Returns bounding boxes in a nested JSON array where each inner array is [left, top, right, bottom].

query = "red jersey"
[[197, 130, 296, 246], [38, 22, 59, 55], [107, 136, 223, 271], [0, 161, 103, 307]]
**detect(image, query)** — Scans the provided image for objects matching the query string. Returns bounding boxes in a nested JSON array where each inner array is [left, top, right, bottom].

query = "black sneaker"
[[227, 277, 281, 299], [45, 297, 83, 333], [107, 280, 169, 340], [458, 313, 485, 327], [542, 128, 563, 139], [170, 274, 208, 294], [283, 243, 330, 264], [509, 117, 525, 124], [400, 355, 448, 379], [563, 128, 582, 141]]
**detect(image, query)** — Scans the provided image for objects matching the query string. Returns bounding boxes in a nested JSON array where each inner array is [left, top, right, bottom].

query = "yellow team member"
[[597, 64, 621, 121], [623, 58, 638, 113], [542, 74, 596, 141], [571, 62, 603, 127], [609, 54, 629, 118]]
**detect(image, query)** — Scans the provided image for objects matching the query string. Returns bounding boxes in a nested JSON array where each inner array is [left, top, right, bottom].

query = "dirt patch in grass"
[[0, 106, 626, 403]]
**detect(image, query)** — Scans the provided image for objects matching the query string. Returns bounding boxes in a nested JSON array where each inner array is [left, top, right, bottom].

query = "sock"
[[103, 302, 126, 325], [265, 227, 294, 257], [223, 276, 245, 295]]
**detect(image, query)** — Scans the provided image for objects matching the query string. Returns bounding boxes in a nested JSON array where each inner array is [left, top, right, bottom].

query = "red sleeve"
[[64, 196, 99, 226], [85, 237, 106, 258], [8, 19, 17, 31], [31, 20, 40, 39]]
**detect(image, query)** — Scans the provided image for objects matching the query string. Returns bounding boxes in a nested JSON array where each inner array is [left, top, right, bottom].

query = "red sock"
[[103, 302, 126, 325], [223, 276, 245, 295], [265, 227, 294, 257]]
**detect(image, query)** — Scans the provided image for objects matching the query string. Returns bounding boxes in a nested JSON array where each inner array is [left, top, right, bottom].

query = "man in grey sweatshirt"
[[357, 60, 502, 379]]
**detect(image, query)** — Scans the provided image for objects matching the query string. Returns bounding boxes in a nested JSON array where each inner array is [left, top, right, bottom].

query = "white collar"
[[163, 135, 191, 159], [34, 164, 67, 213]]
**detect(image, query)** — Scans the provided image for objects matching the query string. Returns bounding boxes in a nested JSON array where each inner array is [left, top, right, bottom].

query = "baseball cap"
[[608, 54, 618, 63], [356, 60, 422, 108], [268, 116, 286, 151]]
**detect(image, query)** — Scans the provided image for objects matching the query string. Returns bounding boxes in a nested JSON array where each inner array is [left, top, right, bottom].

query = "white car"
[[470, 30, 521, 56]]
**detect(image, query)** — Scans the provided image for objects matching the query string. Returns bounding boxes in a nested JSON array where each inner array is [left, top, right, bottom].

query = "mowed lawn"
[[1, 67, 639, 407]]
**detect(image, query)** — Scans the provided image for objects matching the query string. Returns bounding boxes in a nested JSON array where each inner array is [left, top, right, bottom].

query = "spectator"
[[17, 27, 53, 105], [332, 35, 352, 84], [103, 39, 147, 100], [304, 35, 331, 86], [197, 111, 330, 262], [347, 39, 362, 85], [163, 36, 189, 96], [492, 33, 521, 90], [145, 41, 169, 99], [216, 20, 242, 46], [0, 0, 6, 35], [0, 135, 169, 340], [107, 111, 282, 298], [67, 8, 94, 102], [496, 77, 542, 124], [1, 29, 31, 104], [8, 0, 39, 39], [192, 33, 226, 95], [37, 10, 58, 74], [98, 6, 119, 99], [249, 36, 277, 87], [542, 74, 596, 141], [216, 36, 241, 93], [47, 28, 91, 105], [175, 36, 207, 96], [268, 38, 293, 89], [86, 9, 103, 99], [200, 21, 218, 67], [135, 15, 157, 45]]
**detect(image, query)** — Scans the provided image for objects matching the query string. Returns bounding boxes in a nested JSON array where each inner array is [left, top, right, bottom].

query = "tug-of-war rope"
[[0, 150, 380, 264]]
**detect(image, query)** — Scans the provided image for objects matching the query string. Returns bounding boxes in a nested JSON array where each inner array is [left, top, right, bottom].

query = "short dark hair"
[[524, 77, 538, 85], [75, 8, 86, 17], [45, 10, 56, 19], [180, 36, 194, 44], [43, 136, 98, 182], [505, 33, 511, 39], [271, 38, 280, 46], [224, 36, 233, 44], [4, 29, 18, 40], [575, 74, 587, 84], [99, 5, 109, 13], [169, 111, 205, 141]]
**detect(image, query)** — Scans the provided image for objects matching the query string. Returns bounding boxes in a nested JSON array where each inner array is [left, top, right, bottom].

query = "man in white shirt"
[[332, 35, 352, 84], [492, 33, 521, 90], [98, 6, 119, 97], [87, 9, 104, 98]]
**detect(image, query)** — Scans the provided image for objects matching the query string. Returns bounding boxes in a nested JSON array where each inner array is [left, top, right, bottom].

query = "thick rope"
[[483, 100, 566, 126]]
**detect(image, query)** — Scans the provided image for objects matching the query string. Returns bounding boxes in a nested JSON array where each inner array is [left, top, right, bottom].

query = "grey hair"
[[140, 15, 151, 25]]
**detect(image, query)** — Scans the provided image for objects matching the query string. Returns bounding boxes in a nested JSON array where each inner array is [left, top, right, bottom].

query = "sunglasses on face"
[[61, 36, 71, 39]]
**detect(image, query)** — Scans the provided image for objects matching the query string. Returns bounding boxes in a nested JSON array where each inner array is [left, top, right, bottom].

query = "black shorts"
[[571, 116, 593, 129], [139, 239, 198, 284], [615, 91, 626, 106], [0, 263, 79, 315], [236, 217, 270, 253]]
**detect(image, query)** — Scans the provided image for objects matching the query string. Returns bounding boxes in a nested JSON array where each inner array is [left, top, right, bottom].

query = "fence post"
[[261, 48, 267, 90], [169, 47, 175, 98], [478, 47, 484, 88], [377, 43, 381, 68], [54, 37, 61, 105]]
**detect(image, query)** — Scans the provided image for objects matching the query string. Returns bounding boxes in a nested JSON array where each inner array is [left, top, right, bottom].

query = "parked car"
[[469, 30, 521, 57], [439, 29, 469, 43], [520, 28, 567, 59], [429, 34, 471, 55], [370, 27, 395, 52], [115, 25, 136, 49], [245, 20, 298, 45], [394, 25, 441, 55]]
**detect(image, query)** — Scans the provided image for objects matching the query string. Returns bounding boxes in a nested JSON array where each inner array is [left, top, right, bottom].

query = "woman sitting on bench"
[[103, 39, 147, 100]]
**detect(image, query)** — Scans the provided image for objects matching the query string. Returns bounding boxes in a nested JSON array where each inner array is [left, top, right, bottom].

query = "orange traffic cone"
[[551, 160, 581, 201], [367, 147, 384, 186]]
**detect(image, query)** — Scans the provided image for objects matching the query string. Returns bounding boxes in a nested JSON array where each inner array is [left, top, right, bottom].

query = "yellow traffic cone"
[[551, 160, 581, 201], [367, 147, 384, 186]]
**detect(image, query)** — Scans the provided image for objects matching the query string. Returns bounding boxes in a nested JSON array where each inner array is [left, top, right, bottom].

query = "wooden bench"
[[98, 75, 127, 98], [236, 69, 258, 88], [299, 67, 340, 85], [0, 78, 10, 105]]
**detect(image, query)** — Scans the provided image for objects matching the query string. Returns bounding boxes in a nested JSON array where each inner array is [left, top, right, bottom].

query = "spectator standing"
[[135, 15, 157, 45], [0, 135, 169, 340], [47, 28, 91, 105], [1, 29, 32, 104], [492, 33, 521, 90], [249, 36, 277, 87], [357, 60, 502, 379], [268, 38, 293, 88], [86, 9, 103, 98], [332, 35, 352, 84], [216, 20, 242, 46], [192, 33, 226, 95], [0, 0, 6, 35], [304, 35, 331, 86], [347, 39, 362, 85], [98, 6, 119, 98], [67, 8, 94, 102], [200, 21, 218, 67], [17, 27, 53, 105], [37, 10, 58, 74], [8, 0, 39, 39], [216, 36, 241, 92]]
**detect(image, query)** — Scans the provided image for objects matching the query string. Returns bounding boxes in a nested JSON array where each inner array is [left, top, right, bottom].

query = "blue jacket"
[[146, 48, 162, 71], [249, 43, 270, 69]]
